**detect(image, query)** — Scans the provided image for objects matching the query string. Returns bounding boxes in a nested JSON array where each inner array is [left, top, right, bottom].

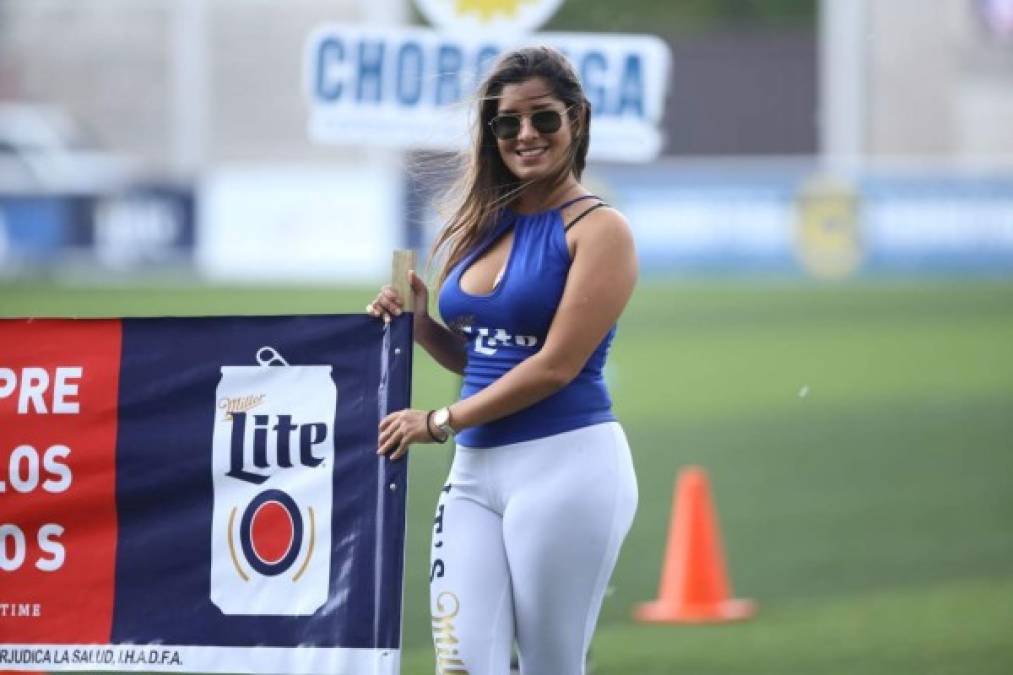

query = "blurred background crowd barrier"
[[0, 0, 1010, 284]]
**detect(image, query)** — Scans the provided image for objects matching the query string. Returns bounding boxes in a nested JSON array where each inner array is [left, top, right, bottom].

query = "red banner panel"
[[0, 319, 122, 643]]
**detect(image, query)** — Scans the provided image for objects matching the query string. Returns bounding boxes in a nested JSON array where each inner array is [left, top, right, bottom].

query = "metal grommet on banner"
[[256, 346, 290, 367]]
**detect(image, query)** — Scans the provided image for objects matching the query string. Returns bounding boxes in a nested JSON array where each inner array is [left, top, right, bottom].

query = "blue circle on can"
[[239, 489, 304, 576]]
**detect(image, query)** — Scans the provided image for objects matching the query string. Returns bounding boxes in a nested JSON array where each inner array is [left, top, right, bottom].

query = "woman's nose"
[[517, 116, 539, 141]]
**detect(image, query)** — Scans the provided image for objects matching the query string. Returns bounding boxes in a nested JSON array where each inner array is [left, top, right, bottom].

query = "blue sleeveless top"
[[437, 198, 616, 448]]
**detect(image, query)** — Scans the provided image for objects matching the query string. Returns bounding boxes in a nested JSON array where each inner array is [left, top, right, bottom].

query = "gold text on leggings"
[[432, 591, 468, 675]]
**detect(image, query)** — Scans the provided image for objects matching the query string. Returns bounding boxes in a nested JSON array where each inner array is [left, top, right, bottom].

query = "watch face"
[[433, 408, 449, 428]]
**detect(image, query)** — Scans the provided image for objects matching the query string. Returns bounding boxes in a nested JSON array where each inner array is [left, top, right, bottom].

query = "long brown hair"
[[430, 46, 591, 288]]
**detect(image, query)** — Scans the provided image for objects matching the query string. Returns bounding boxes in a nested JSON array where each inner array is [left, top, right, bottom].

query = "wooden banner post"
[[392, 250, 416, 313]]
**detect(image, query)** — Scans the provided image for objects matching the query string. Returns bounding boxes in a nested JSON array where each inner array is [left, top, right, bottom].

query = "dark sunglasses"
[[488, 108, 570, 141]]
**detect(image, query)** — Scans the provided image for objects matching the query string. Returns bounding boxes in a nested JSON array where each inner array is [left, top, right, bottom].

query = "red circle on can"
[[250, 500, 294, 564]]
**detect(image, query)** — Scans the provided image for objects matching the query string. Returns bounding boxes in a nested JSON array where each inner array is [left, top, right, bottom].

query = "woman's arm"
[[368, 270, 467, 375], [445, 207, 637, 431], [414, 313, 467, 375]]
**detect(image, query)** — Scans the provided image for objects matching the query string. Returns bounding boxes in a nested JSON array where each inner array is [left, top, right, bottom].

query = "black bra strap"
[[557, 194, 600, 210], [564, 202, 608, 231]]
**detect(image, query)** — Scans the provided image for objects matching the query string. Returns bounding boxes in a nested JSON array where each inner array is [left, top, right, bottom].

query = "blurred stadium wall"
[[865, 0, 1013, 160], [0, 0, 1010, 283], [0, 0, 369, 168]]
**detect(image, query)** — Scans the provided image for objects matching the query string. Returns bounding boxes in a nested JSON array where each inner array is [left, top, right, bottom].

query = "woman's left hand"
[[378, 409, 436, 460]]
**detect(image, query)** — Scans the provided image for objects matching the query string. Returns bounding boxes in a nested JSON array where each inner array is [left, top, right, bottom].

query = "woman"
[[367, 46, 638, 675]]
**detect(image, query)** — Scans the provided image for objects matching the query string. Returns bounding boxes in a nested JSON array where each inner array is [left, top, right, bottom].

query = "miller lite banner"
[[0, 315, 411, 674]]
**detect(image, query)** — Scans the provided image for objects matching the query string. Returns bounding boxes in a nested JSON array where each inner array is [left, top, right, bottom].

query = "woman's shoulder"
[[558, 200, 635, 263], [561, 200, 632, 241]]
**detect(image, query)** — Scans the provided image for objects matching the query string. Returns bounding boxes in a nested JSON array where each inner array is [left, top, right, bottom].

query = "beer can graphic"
[[210, 347, 336, 616]]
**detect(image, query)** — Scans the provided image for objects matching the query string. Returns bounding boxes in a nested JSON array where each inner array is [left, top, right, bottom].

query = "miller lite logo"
[[209, 347, 335, 616], [459, 324, 538, 356]]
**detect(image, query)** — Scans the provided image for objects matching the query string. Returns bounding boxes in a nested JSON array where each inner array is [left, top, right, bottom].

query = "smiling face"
[[493, 77, 575, 184]]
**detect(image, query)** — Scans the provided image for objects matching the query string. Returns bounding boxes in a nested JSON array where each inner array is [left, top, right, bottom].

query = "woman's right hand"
[[366, 269, 430, 324]]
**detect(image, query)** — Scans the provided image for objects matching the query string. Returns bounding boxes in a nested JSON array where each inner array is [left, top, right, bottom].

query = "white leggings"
[[429, 422, 638, 675]]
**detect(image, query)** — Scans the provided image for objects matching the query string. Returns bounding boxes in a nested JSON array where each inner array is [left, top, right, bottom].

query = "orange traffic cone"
[[634, 466, 756, 623]]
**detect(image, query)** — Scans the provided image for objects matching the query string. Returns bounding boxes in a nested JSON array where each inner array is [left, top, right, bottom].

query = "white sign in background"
[[304, 25, 671, 163], [196, 165, 401, 282]]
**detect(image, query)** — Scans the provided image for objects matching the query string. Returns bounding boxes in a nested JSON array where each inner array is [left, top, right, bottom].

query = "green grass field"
[[2, 279, 1012, 674]]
